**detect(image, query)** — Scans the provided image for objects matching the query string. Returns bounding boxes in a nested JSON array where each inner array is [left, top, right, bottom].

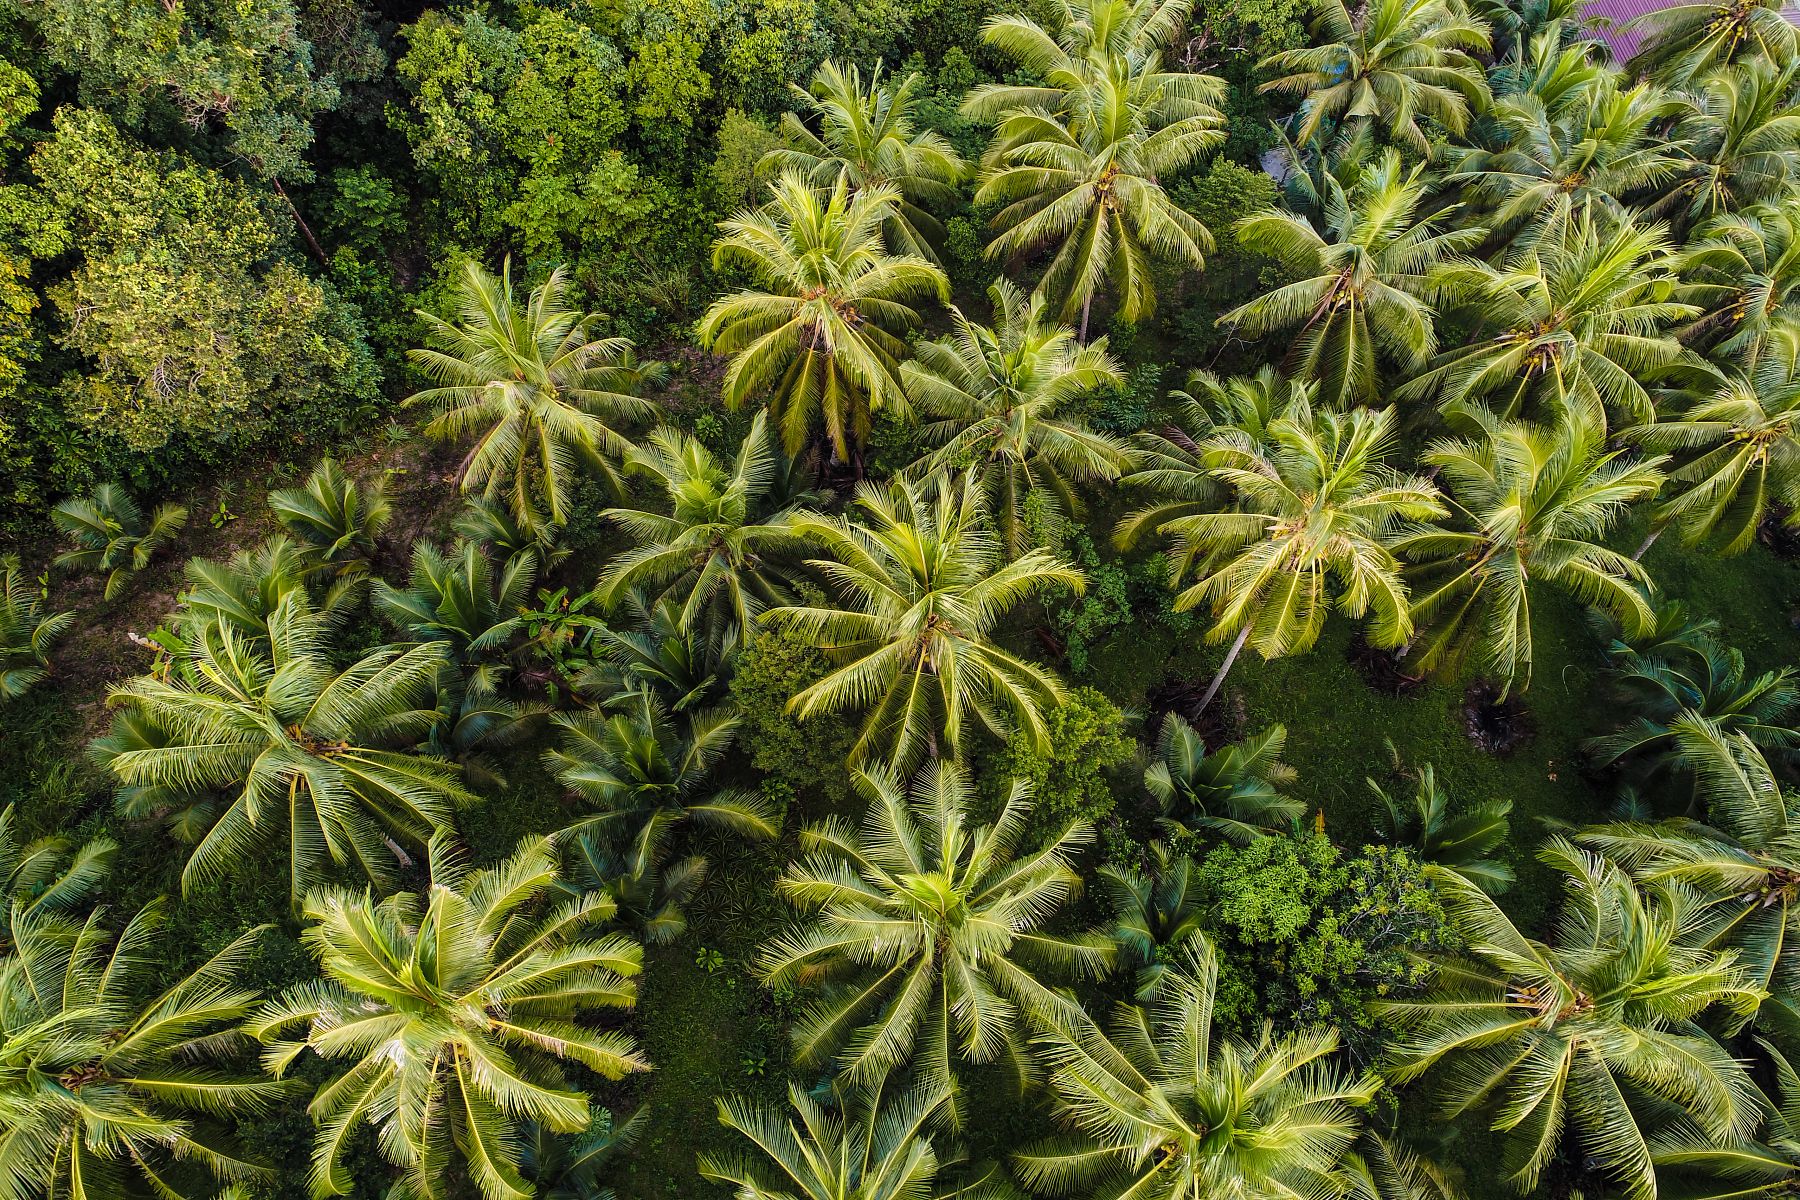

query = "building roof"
[[1578, 0, 1800, 62]]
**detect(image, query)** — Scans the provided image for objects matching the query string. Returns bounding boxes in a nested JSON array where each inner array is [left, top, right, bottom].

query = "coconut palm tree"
[[699, 170, 948, 465], [1677, 200, 1800, 365], [759, 759, 1112, 1124], [1099, 840, 1206, 1000], [1660, 59, 1800, 225], [1258, 0, 1491, 154], [904, 280, 1127, 557], [250, 833, 648, 1200], [1014, 935, 1379, 1200], [599, 411, 808, 638], [1145, 717, 1303, 844], [0, 801, 115, 927], [969, 11, 1226, 337], [374, 538, 536, 691], [0, 555, 72, 704], [1586, 601, 1798, 785], [764, 59, 967, 265], [1380, 840, 1765, 1200], [1368, 758, 1514, 892], [1581, 717, 1800, 997], [1636, 327, 1800, 554], [0, 905, 291, 1200], [1149, 403, 1442, 713], [1113, 368, 1313, 567], [407, 259, 665, 531], [92, 590, 472, 902], [269, 458, 391, 578], [1627, 0, 1800, 86], [1220, 148, 1485, 408], [763, 473, 1085, 766], [51, 483, 187, 601], [701, 1079, 1015, 1200], [1393, 412, 1665, 692], [1442, 76, 1687, 247], [1396, 212, 1695, 427], [544, 689, 778, 844]]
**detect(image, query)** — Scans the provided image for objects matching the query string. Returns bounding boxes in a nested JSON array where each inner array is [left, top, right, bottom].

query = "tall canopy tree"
[[250, 833, 648, 1200], [759, 760, 1112, 1125], [92, 592, 472, 903], [1220, 148, 1484, 408], [1662, 59, 1800, 224], [1258, 0, 1490, 153], [1443, 76, 1687, 247], [0, 906, 290, 1200], [764, 474, 1085, 767], [1014, 936, 1379, 1200], [1394, 413, 1665, 691], [1627, 0, 1800, 86], [765, 60, 968, 265], [407, 259, 665, 532], [904, 280, 1127, 556], [1381, 841, 1765, 1200], [699, 170, 949, 464], [1677, 200, 1800, 364]]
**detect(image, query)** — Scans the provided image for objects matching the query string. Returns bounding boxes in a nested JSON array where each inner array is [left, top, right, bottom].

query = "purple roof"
[[1578, 0, 1800, 61]]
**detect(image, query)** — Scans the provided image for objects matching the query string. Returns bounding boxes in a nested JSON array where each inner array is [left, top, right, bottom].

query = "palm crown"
[[250, 833, 648, 1200], [1015, 936, 1379, 1200], [765, 473, 1084, 767], [1222, 147, 1484, 408], [765, 59, 967, 265], [1395, 412, 1666, 691], [904, 279, 1127, 556], [407, 259, 664, 531], [93, 590, 472, 902], [970, 0, 1225, 335], [600, 411, 808, 639], [759, 760, 1112, 1124], [1381, 842, 1765, 1200], [699, 169, 948, 463], [1258, 0, 1490, 153], [1153, 402, 1442, 707], [0, 906, 290, 1200]]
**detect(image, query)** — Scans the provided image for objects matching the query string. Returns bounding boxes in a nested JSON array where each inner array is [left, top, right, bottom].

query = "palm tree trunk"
[[1196, 622, 1252, 715], [1079, 293, 1092, 343], [1632, 524, 1664, 561]]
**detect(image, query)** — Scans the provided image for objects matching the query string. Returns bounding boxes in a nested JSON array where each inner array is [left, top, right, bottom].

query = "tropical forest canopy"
[[6, 0, 1800, 1198]]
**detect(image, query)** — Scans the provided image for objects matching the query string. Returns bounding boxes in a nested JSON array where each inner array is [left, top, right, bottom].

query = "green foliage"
[[728, 619, 855, 797], [25, 0, 342, 179], [1190, 833, 1456, 1048], [31, 109, 378, 456], [993, 685, 1134, 829]]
